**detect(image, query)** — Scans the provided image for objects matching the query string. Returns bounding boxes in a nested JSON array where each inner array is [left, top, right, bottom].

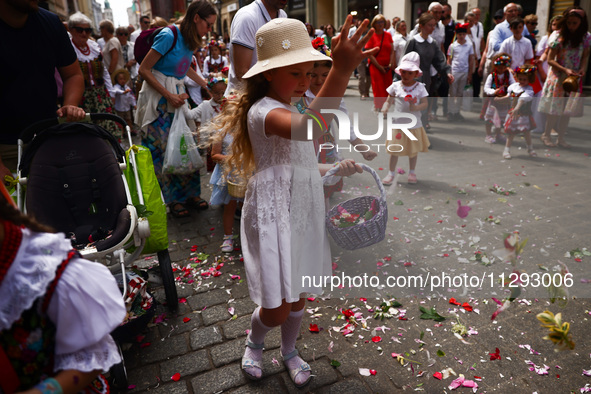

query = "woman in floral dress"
[[538, 7, 591, 148], [68, 12, 120, 138]]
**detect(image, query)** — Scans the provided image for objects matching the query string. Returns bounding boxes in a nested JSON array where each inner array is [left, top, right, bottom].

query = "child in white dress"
[[208, 17, 374, 388], [188, 74, 239, 252], [381, 52, 430, 185], [502, 65, 538, 159]]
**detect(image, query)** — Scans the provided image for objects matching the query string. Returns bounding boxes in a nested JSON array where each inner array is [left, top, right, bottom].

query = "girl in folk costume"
[[0, 184, 126, 394], [67, 12, 120, 138], [501, 65, 538, 159], [203, 39, 229, 78], [208, 17, 375, 387], [483, 53, 515, 144]]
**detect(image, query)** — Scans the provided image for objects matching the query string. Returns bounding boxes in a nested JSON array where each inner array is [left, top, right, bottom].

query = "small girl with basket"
[[208, 17, 374, 387], [381, 51, 430, 185], [501, 65, 538, 159], [188, 74, 240, 252], [483, 53, 515, 144]]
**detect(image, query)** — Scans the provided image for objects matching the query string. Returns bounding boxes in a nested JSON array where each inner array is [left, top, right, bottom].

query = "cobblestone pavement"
[[119, 79, 591, 393]]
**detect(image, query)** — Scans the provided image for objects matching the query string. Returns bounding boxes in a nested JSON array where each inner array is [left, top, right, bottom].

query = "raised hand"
[[330, 16, 379, 74]]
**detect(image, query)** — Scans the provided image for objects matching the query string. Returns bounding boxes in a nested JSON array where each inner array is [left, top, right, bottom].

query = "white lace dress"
[[241, 97, 331, 309]]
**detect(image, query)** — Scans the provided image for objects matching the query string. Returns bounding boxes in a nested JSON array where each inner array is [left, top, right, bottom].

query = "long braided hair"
[[0, 185, 53, 233]]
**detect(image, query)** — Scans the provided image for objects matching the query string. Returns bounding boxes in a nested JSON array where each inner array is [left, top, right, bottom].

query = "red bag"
[[134, 25, 178, 65]]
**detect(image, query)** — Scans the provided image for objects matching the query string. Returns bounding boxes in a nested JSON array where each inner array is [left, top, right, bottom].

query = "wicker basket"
[[322, 163, 388, 250], [227, 179, 247, 198]]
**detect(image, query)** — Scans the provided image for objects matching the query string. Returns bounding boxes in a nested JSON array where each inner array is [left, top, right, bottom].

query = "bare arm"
[[19, 370, 100, 394], [187, 67, 208, 89], [266, 17, 379, 141], [409, 96, 428, 112], [232, 44, 254, 82], [389, 45, 396, 69], [108, 48, 118, 74], [138, 48, 188, 108], [478, 35, 490, 74], [210, 140, 225, 162], [579, 47, 590, 76], [56, 61, 85, 121]]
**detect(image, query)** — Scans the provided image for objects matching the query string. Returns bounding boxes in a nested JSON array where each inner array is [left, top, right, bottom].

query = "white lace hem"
[[54, 335, 121, 373]]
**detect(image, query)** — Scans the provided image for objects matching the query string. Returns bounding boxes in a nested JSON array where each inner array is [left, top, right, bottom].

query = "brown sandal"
[[540, 136, 556, 147], [557, 140, 572, 149]]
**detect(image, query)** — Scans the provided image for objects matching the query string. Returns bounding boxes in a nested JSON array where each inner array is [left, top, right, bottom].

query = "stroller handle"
[[19, 113, 128, 143]]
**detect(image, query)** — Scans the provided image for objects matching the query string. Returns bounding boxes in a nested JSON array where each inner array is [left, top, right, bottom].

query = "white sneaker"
[[503, 151, 512, 159], [221, 235, 234, 253]]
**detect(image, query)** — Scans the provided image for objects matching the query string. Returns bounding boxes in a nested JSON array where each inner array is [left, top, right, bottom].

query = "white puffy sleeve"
[[47, 257, 126, 372]]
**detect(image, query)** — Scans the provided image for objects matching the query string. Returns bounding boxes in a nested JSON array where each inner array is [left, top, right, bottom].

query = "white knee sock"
[[243, 307, 272, 378], [281, 308, 310, 385]]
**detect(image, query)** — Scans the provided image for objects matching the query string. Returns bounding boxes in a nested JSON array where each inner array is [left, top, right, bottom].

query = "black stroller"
[[16, 113, 178, 389]]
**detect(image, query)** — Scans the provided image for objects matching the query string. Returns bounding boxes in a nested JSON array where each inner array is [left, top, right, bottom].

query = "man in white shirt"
[[487, 3, 530, 60], [409, 2, 445, 50], [387, 16, 399, 37], [130, 15, 150, 43], [470, 8, 484, 97], [226, 0, 287, 94]]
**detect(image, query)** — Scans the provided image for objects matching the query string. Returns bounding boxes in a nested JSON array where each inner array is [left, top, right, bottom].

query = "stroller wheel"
[[157, 249, 178, 311], [109, 343, 128, 390]]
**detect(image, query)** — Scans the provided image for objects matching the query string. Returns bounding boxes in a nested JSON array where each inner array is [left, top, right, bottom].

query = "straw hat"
[[395, 52, 422, 77], [242, 18, 332, 79], [111, 68, 130, 85]]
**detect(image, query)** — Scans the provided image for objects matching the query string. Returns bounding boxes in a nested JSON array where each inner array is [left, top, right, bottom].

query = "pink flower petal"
[[457, 200, 471, 219], [171, 372, 181, 381], [448, 375, 465, 390]]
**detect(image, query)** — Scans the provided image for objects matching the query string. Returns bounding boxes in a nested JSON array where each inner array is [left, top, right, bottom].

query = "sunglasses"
[[527, 22, 538, 25], [73, 26, 93, 33], [141, 20, 150, 24], [118, 32, 129, 36], [199, 14, 214, 29]]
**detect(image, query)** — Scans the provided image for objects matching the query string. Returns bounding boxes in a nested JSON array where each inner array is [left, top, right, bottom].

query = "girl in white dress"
[[502, 65, 538, 159], [208, 17, 376, 387]]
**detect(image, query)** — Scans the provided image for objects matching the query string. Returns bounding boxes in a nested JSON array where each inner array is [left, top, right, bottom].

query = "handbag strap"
[[368, 33, 386, 65]]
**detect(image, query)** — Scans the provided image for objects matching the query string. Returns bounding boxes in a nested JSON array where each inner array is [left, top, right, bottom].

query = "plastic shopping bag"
[[462, 84, 473, 112], [162, 107, 204, 175], [125, 145, 168, 254]]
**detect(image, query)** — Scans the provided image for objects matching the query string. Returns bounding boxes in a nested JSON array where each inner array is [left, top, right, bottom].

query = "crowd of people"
[[1, 0, 590, 391]]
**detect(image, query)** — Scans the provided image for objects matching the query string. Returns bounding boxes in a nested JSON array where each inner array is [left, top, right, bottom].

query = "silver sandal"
[[241, 338, 264, 381], [282, 349, 312, 388]]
